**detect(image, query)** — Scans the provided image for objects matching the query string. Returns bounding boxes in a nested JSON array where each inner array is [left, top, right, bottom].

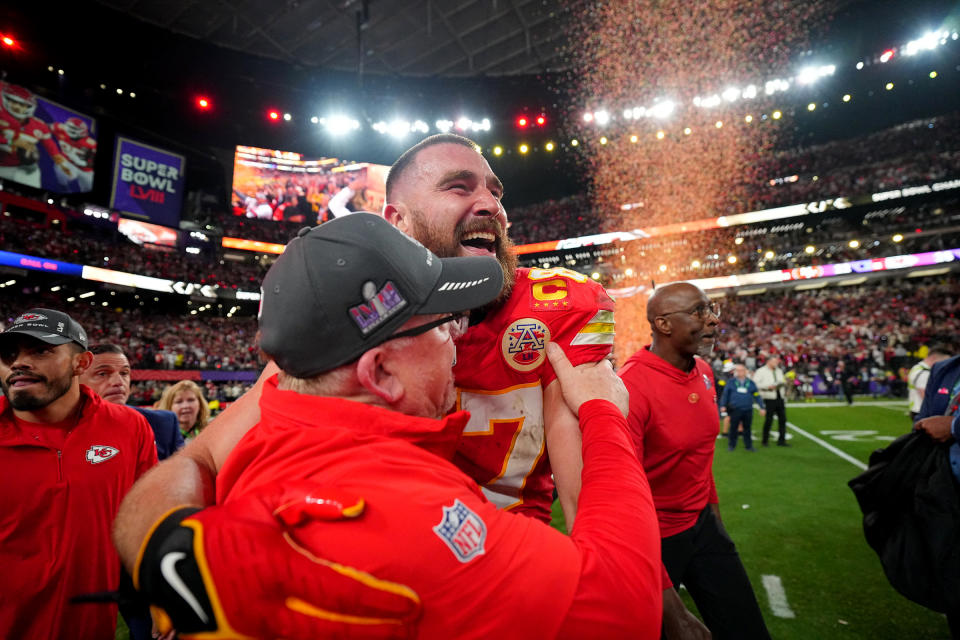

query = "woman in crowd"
[[157, 380, 210, 441]]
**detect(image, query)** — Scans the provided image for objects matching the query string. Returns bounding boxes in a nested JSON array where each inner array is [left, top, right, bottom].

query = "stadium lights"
[[570, 139, 579, 146], [436, 119, 453, 132], [843, 94, 851, 102], [930, 71, 938, 79], [583, 112, 594, 123], [903, 31, 947, 56], [658, 265, 667, 272], [283, 113, 292, 121], [310, 116, 319, 124], [734, 237, 744, 245], [715, 120, 723, 128], [1, 35, 16, 48], [493, 146, 503, 156], [807, 103, 816, 111], [691, 260, 701, 268], [629, 135, 638, 143], [880, 49, 894, 63], [805, 245, 816, 254], [745, 114, 753, 123], [591, 272, 601, 280], [727, 256, 737, 264], [267, 110, 280, 121], [649, 100, 675, 118], [764, 251, 775, 259], [655, 131, 664, 140], [849, 240, 860, 248], [892, 234, 904, 243], [684, 127, 692, 135], [545, 141, 555, 151], [856, 61, 864, 70], [196, 96, 211, 110], [885, 82, 894, 90], [594, 110, 611, 125], [722, 87, 741, 102], [518, 144, 529, 154], [599, 136, 608, 145], [796, 64, 836, 85], [772, 110, 782, 120], [536, 115, 546, 126], [318, 115, 361, 135]]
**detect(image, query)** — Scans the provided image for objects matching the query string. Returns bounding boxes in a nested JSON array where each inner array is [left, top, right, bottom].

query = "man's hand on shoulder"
[[546, 342, 628, 417]]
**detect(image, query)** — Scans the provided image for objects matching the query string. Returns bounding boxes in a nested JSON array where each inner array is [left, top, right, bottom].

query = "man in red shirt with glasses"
[[619, 282, 770, 640]]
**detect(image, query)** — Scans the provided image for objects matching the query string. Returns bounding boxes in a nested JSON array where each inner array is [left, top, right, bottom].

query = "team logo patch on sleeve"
[[85, 445, 119, 464], [433, 499, 487, 563], [501, 318, 551, 372]]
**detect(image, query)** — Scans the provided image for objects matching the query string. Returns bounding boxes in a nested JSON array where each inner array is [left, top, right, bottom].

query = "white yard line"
[[786, 421, 868, 470], [762, 575, 796, 619], [786, 401, 908, 408]]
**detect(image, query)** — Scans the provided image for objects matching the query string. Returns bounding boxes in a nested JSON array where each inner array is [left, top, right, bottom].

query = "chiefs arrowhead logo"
[[85, 445, 119, 464], [14, 312, 47, 323]]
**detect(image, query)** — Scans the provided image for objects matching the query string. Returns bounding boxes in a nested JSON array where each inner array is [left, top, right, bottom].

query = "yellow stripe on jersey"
[[571, 310, 615, 346]]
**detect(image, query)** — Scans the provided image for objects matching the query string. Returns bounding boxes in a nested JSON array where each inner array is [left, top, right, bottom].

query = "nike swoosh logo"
[[160, 551, 210, 624]]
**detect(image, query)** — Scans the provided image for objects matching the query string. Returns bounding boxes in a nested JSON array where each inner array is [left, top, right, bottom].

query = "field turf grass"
[[555, 398, 952, 639], [119, 399, 952, 639]]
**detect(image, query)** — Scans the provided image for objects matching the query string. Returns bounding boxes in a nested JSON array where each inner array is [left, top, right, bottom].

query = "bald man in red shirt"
[[619, 282, 770, 640]]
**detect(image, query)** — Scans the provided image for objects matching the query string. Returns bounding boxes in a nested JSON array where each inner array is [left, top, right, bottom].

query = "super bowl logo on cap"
[[433, 499, 486, 563], [501, 318, 551, 372], [85, 445, 119, 464], [14, 312, 47, 324], [349, 281, 407, 335]]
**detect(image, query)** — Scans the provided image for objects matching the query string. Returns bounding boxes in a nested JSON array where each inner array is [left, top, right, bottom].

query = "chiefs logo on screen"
[[85, 445, 119, 464], [501, 318, 551, 372]]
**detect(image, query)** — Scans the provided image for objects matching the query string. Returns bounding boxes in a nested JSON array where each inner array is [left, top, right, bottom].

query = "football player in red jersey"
[[50, 116, 96, 192], [0, 82, 73, 188], [115, 135, 616, 578], [383, 134, 616, 523]]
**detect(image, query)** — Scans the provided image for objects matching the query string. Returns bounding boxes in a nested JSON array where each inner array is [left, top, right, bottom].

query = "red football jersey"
[[51, 123, 96, 171], [0, 111, 59, 167], [453, 266, 616, 521]]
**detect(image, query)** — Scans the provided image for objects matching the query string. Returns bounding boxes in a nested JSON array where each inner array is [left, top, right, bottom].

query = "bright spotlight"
[[715, 120, 723, 128], [583, 112, 594, 123], [764, 250, 774, 259], [436, 119, 454, 132], [599, 136, 608, 145], [629, 134, 638, 143], [722, 87, 740, 102], [691, 260, 701, 268], [892, 234, 903, 243], [545, 141, 555, 151], [649, 100, 675, 118], [772, 110, 782, 120], [804, 245, 815, 254], [856, 61, 864, 70], [518, 143, 529, 154], [745, 114, 753, 123], [570, 139, 579, 147], [493, 146, 503, 156], [930, 71, 938, 78], [885, 82, 894, 90], [734, 237, 744, 245], [684, 127, 692, 135], [880, 49, 894, 63], [842, 94, 851, 102], [807, 103, 816, 111], [727, 256, 737, 264], [655, 131, 665, 140], [594, 110, 610, 125], [848, 239, 860, 249]]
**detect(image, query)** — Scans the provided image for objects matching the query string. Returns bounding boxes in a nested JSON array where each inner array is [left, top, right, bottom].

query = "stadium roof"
[[94, 0, 577, 77]]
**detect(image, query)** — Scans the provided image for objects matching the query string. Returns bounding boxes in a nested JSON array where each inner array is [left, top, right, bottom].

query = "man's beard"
[[2, 368, 74, 412], [407, 210, 517, 308]]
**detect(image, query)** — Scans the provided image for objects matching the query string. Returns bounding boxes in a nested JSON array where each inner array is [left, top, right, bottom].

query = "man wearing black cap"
[[0, 308, 158, 640], [122, 214, 661, 639]]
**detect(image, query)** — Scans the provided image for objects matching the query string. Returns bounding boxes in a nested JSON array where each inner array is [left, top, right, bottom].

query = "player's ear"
[[355, 347, 404, 405], [653, 316, 672, 336], [382, 204, 412, 235]]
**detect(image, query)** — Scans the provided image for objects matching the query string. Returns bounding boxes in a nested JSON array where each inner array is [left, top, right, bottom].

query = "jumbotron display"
[[230, 145, 388, 225]]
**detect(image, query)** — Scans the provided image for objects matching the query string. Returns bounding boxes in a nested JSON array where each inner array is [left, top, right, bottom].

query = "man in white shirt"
[[753, 355, 789, 447]]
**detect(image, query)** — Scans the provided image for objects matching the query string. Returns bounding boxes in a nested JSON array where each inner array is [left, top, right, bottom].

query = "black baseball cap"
[[258, 213, 503, 377], [0, 308, 89, 350]]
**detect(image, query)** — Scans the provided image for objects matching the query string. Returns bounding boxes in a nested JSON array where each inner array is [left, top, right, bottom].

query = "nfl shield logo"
[[433, 499, 487, 563]]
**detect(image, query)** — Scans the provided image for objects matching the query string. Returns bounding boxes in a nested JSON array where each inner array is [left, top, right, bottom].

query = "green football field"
[[551, 399, 953, 639]]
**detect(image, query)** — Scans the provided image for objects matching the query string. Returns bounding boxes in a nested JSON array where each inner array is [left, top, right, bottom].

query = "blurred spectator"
[[157, 380, 209, 441]]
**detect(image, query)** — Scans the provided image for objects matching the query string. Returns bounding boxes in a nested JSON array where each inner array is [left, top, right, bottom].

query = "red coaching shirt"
[[618, 346, 721, 538], [0, 386, 158, 640], [453, 266, 615, 521], [213, 377, 662, 639]]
